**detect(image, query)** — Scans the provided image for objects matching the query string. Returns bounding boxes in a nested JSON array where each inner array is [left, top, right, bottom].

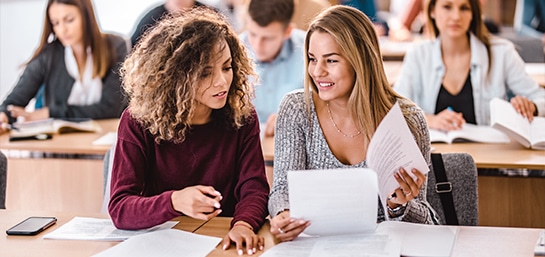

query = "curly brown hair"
[[121, 8, 256, 143]]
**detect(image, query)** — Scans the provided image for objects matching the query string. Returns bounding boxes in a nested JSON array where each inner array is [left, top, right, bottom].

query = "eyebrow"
[[308, 52, 341, 58]]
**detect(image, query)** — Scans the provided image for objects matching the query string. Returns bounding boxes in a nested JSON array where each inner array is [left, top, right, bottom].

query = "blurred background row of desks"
[[1, 209, 542, 257]]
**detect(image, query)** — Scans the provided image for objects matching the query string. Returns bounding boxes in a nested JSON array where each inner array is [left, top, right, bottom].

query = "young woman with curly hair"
[[108, 8, 269, 255]]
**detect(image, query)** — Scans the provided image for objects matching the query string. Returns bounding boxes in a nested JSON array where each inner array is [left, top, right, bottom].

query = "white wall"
[[0, 0, 164, 101]]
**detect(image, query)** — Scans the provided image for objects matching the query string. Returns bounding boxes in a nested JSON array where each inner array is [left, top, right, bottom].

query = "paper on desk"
[[260, 233, 401, 257], [288, 168, 379, 236], [366, 102, 429, 211], [92, 132, 117, 145], [92, 229, 222, 257], [375, 221, 458, 257], [43, 217, 177, 241]]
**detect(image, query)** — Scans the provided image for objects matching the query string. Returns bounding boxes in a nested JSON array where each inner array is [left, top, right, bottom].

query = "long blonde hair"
[[304, 5, 407, 141], [121, 8, 256, 143]]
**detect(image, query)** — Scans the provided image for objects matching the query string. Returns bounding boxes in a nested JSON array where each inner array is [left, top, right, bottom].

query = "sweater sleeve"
[[230, 113, 270, 231], [268, 92, 308, 217], [53, 34, 128, 119], [108, 111, 180, 230]]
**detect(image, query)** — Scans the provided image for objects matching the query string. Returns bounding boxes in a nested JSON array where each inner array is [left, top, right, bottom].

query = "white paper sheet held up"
[[92, 229, 222, 257], [366, 102, 429, 209], [43, 217, 177, 241], [288, 168, 379, 236]]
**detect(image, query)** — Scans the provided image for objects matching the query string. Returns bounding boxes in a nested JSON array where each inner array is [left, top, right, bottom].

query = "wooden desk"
[[0, 210, 205, 257], [2, 210, 542, 257], [432, 141, 545, 170], [0, 119, 119, 212]]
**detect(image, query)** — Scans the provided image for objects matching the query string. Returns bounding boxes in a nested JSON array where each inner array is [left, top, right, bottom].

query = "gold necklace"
[[326, 102, 362, 138]]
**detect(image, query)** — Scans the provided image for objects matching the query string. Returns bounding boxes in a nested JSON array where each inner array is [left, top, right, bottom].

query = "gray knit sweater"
[[269, 90, 439, 224]]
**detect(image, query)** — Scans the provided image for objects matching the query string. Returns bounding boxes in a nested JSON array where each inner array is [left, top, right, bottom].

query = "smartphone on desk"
[[6, 217, 57, 235]]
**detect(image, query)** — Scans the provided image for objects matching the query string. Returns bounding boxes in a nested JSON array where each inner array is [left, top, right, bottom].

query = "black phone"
[[6, 217, 57, 235]]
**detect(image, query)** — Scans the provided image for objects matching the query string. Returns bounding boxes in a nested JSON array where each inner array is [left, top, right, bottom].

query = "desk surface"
[[0, 119, 118, 155], [261, 136, 545, 170], [2, 210, 542, 257]]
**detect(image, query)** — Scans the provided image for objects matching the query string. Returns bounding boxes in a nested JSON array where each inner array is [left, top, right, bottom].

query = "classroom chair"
[[0, 151, 6, 209], [426, 153, 479, 226], [101, 143, 116, 213]]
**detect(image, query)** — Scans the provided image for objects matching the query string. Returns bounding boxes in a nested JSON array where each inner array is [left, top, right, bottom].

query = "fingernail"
[[299, 219, 306, 224], [214, 190, 222, 196], [214, 202, 221, 208], [260, 245, 264, 250], [238, 249, 243, 256], [253, 247, 257, 252], [223, 244, 228, 250]]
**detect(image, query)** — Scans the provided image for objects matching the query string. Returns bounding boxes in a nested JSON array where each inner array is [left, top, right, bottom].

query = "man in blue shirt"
[[240, 0, 305, 137]]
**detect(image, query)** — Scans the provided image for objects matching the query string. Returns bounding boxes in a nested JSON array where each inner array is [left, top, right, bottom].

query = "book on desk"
[[429, 123, 510, 144], [490, 98, 545, 150], [9, 118, 102, 141]]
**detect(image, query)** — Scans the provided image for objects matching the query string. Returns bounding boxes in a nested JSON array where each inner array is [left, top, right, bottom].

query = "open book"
[[429, 123, 510, 144], [490, 98, 545, 150], [9, 118, 102, 141]]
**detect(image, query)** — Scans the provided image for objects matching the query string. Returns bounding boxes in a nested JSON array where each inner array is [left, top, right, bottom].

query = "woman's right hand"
[[427, 109, 465, 131], [170, 185, 222, 220], [269, 210, 310, 242]]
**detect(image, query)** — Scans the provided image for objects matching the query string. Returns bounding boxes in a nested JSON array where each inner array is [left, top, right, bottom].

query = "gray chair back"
[[0, 151, 6, 209], [426, 153, 479, 226], [101, 143, 116, 213]]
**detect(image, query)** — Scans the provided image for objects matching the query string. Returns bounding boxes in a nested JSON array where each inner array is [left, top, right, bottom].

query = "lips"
[[213, 91, 227, 97]]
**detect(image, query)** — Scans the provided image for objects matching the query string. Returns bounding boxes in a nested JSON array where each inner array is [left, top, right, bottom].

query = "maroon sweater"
[[108, 110, 269, 230]]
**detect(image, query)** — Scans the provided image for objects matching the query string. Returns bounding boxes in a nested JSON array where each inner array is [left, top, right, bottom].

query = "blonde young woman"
[[108, 8, 269, 255], [0, 0, 127, 132], [268, 5, 438, 242], [394, 0, 545, 131]]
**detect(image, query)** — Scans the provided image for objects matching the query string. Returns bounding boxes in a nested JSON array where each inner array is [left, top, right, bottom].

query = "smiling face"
[[307, 31, 355, 102], [431, 0, 473, 39], [49, 2, 84, 48], [194, 40, 234, 119]]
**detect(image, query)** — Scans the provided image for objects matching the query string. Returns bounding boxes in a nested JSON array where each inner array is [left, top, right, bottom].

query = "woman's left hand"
[[510, 96, 537, 122], [7, 105, 50, 122], [222, 221, 264, 256], [388, 167, 426, 208]]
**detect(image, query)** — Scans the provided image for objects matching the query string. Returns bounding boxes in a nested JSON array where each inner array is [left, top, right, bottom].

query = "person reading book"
[[393, 0, 545, 132], [268, 5, 439, 243], [107, 8, 269, 256], [0, 0, 128, 134]]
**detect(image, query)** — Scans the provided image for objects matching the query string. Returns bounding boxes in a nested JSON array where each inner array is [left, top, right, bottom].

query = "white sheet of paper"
[[92, 132, 117, 145], [92, 229, 221, 257], [288, 168, 378, 236], [260, 233, 401, 257], [366, 102, 429, 209], [375, 221, 458, 257], [43, 217, 177, 241]]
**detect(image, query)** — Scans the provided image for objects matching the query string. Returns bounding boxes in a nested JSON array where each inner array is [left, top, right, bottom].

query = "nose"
[[310, 60, 326, 78], [212, 71, 228, 88], [452, 8, 461, 20]]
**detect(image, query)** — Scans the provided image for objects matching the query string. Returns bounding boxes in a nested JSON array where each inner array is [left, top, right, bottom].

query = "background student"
[[130, 0, 212, 47], [108, 8, 269, 255], [0, 0, 128, 133], [394, 0, 545, 132], [268, 5, 438, 242], [239, 0, 306, 137]]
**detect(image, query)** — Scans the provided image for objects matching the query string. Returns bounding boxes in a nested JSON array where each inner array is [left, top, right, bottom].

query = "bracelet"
[[387, 202, 408, 217], [233, 222, 253, 231]]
